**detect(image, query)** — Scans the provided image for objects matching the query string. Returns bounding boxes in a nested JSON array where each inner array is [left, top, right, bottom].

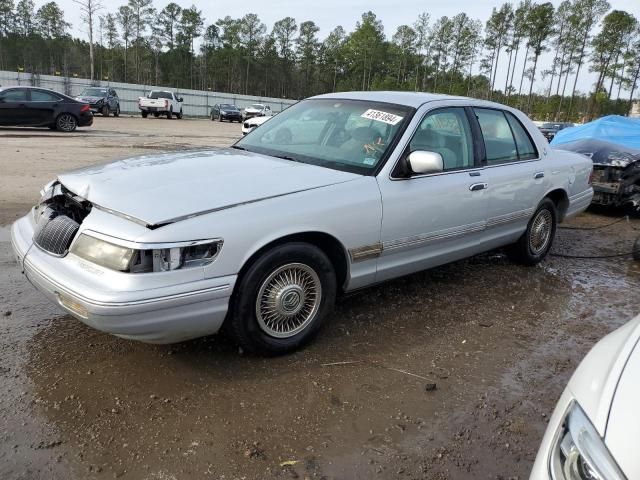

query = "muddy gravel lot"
[[1, 117, 640, 480]]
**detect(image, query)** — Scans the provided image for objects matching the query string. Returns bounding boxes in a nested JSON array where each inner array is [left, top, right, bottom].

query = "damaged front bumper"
[[11, 214, 235, 344], [591, 164, 640, 210]]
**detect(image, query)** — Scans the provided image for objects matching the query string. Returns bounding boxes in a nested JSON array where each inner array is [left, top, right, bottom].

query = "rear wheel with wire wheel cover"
[[227, 242, 337, 355], [56, 113, 77, 132], [508, 198, 557, 265]]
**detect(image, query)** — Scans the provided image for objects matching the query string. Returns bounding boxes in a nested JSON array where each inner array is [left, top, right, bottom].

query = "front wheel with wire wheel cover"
[[227, 242, 337, 355], [508, 198, 557, 265], [56, 113, 77, 132]]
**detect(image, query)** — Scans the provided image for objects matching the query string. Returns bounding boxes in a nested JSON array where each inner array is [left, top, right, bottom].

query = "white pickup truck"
[[138, 90, 184, 119]]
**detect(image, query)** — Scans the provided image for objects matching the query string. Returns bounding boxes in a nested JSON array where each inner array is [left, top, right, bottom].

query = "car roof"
[[0, 86, 72, 98], [0, 85, 60, 91], [309, 90, 508, 109]]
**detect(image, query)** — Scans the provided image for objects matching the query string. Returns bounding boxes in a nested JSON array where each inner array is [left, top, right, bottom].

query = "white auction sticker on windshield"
[[361, 109, 403, 125]]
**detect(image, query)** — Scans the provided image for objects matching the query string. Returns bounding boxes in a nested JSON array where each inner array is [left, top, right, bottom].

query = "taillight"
[[80, 104, 90, 113], [165, 99, 169, 108], [588, 168, 594, 185]]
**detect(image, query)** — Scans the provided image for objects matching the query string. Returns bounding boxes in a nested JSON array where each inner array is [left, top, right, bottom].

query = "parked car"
[[242, 114, 272, 135], [11, 92, 593, 354], [139, 90, 183, 119], [243, 103, 271, 120], [538, 122, 574, 142], [75, 87, 120, 117], [530, 314, 640, 480], [552, 115, 640, 213], [0, 86, 93, 132], [211, 103, 242, 122]]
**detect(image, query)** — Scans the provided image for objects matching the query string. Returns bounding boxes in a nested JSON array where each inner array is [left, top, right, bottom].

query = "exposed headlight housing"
[[70, 233, 222, 273], [609, 159, 631, 168], [550, 401, 626, 480]]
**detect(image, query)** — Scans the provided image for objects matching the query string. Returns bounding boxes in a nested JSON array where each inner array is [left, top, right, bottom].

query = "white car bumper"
[[11, 215, 235, 344]]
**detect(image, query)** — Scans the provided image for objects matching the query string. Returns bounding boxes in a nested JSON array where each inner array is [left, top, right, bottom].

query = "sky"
[[55, 0, 640, 96]]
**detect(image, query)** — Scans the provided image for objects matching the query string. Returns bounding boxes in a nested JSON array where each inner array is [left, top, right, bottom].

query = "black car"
[[211, 103, 242, 122], [75, 87, 120, 117], [0, 86, 93, 132], [538, 122, 574, 142]]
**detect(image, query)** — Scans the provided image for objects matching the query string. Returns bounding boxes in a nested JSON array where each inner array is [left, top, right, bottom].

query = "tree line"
[[0, 0, 638, 121]]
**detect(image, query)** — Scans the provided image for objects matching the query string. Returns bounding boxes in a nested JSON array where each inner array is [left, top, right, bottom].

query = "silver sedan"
[[11, 91, 593, 354]]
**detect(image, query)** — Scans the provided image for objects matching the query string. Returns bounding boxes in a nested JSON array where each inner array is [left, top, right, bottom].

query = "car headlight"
[[550, 401, 626, 480], [70, 233, 222, 273]]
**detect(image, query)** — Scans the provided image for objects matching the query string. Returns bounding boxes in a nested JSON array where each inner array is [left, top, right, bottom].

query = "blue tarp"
[[551, 115, 640, 149]]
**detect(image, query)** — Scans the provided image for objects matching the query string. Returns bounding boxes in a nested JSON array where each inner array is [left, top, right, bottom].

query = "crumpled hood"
[[57, 149, 359, 227], [603, 332, 640, 477]]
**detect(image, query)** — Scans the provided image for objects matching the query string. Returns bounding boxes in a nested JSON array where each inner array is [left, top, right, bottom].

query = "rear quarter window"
[[505, 112, 538, 160]]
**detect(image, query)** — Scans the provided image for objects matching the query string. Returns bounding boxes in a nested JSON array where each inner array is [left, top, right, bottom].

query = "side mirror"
[[407, 151, 443, 175], [179, 97, 184, 102]]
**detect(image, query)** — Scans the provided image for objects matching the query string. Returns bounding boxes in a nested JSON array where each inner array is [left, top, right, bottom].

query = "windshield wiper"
[[231, 145, 248, 151], [272, 154, 302, 163]]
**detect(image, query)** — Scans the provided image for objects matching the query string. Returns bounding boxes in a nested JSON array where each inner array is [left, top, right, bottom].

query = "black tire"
[[101, 105, 110, 117], [114, 104, 120, 117], [227, 242, 337, 355], [219, 115, 223, 122], [55, 113, 77, 132], [176, 109, 183, 119], [211, 113, 215, 121], [166, 107, 173, 119], [508, 198, 557, 265], [141, 111, 148, 118]]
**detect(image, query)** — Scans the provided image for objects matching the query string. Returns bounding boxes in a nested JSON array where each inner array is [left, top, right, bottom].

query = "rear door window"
[[474, 108, 518, 164], [474, 108, 538, 164], [30, 90, 61, 102]]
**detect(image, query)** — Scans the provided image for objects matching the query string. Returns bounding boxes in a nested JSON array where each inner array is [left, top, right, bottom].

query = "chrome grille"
[[34, 214, 80, 256]]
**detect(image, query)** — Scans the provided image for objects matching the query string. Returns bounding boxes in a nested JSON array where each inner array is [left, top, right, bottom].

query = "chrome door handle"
[[534, 171, 545, 179], [469, 183, 488, 191]]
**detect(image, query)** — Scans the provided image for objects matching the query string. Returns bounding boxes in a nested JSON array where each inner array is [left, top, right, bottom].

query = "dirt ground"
[[1, 117, 640, 480]]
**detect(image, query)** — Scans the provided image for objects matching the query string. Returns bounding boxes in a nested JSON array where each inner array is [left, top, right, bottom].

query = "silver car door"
[[375, 106, 489, 283], [472, 107, 547, 244]]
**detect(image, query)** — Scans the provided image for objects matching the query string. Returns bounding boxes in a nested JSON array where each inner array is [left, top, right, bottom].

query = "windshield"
[[235, 98, 413, 175], [220, 104, 237, 110], [249, 104, 265, 109], [149, 91, 172, 99], [82, 88, 107, 97]]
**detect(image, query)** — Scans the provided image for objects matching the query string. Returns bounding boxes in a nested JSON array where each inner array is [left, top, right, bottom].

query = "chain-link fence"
[[0, 71, 297, 117]]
